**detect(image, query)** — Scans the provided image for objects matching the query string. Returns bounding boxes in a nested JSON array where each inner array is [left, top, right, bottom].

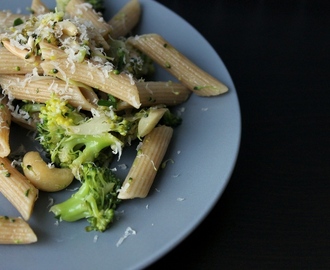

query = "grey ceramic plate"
[[0, 1, 241, 269]]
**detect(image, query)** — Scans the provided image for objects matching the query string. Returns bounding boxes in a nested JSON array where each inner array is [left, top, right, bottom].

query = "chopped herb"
[[25, 189, 30, 197], [14, 66, 21, 71], [165, 62, 171, 69], [25, 52, 32, 59], [193, 85, 213, 90], [13, 18, 24, 26], [51, 68, 58, 74], [97, 95, 117, 109], [163, 43, 168, 48]]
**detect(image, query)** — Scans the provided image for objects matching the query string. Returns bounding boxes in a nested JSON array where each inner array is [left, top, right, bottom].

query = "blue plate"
[[0, 1, 241, 269]]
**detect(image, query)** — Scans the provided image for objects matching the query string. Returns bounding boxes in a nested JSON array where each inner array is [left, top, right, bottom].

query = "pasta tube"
[[108, 0, 141, 39], [66, 0, 111, 38], [0, 47, 42, 75], [0, 157, 38, 220], [39, 41, 141, 109], [128, 34, 228, 96], [0, 11, 27, 32], [0, 216, 37, 244], [0, 96, 11, 158], [31, 0, 50, 15], [0, 75, 97, 111], [118, 125, 173, 199], [116, 81, 191, 110]]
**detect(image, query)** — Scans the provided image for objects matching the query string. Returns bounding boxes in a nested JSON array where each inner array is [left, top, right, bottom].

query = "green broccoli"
[[108, 39, 155, 80], [160, 110, 182, 128], [37, 94, 125, 178], [36, 94, 180, 232], [50, 162, 121, 232]]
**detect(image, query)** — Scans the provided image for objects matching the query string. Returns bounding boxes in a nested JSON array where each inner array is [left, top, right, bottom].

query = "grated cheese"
[[116, 227, 136, 247]]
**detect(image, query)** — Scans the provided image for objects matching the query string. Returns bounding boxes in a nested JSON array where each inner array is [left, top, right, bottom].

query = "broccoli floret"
[[36, 94, 157, 176], [37, 94, 125, 178], [109, 39, 154, 79], [36, 94, 180, 232], [160, 110, 182, 128], [50, 162, 121, 232], [20, 102, 45, 114]]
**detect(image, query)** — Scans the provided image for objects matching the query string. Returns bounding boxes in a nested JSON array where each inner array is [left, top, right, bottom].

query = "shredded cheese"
[[116, 227, 136, 247]]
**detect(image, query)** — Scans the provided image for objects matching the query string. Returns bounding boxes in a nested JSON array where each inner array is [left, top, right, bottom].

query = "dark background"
[[147, 0, 330, 269]]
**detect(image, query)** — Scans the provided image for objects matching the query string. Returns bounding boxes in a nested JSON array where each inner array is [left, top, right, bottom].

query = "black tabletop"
[[147, 0, 330, 269]]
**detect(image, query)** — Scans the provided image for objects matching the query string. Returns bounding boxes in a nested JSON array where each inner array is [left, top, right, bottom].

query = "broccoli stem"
[[50, 183, 90, 222], [50, 163, 120, 232]]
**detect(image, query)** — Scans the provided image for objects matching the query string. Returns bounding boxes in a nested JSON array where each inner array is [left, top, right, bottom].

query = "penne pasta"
[[0, 216, 37, 244], [133, 81, 190, 109], [0, 96, 11, 158], [118, 125, 173, 199], [0, 47, 42, 75], [0, 11, 28, 33], [39, 41, 141, 109], [108, 0, 141, 39], [1, 40, 40, 64], [127, 34, 228, 96], [66, 0, 111, 39], [116, 81, 191, 110], [0, 75, 97, 111], [0, 157, 38, 221], [31, 0, 50, 15]]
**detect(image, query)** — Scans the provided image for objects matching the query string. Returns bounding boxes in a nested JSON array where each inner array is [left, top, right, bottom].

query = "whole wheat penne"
[[2, 40, 40, 64], [118, 125, 173, 199], [41, 60, 141, 108], [66, 0, 111, 39], [127, 34, 228, 96], [0, 47, 42, 75], [0, 157, 38, 220], [39, 42, 141, 109], [31, 0, 50, 15], [0, 11, 27, 32], [116, 81, 190, 110], [0, 216, 37, 244], [108, 0, 141, 39], [0, 75, 97, 111], [0, 96, 11, 158], [41, 61, 141, 108]]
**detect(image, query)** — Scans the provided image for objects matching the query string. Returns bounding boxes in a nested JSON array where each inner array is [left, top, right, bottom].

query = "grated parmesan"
[[116, 227, 136, 247]]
